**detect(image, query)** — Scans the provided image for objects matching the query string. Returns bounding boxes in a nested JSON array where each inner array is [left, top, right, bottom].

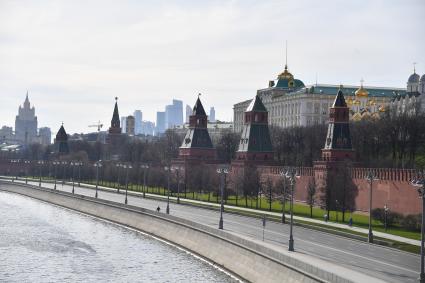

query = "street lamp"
[[164, 166, 171, 214], [384, 204, 389, 232], [216, 165, 229, 230], [283, 167, 299, 252], [171, 165, 183, 204], [94, 160, 102, 198], [61, 161, 68, 186], [77, 162, 83, 186], [279, 169, 287, 224], [37, 160, 44, 187], [24, 160, 30, 184], [52, 161, 60, 189], [116, 163, 123, 193], [10, 159, 20, 181], [140, 164, 149, 198], [411, 170, 425, 283], [365, 170, 379, 243], [124, 164, 132, 204], [70, 161, 77, 194]]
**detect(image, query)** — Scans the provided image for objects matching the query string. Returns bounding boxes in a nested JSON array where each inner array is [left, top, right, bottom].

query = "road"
[[3, 180, 420, 283]]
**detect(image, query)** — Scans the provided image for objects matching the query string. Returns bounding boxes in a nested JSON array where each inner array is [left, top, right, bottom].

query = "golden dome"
[[355, 82, 369, 98], [278, 65, 294, 80]]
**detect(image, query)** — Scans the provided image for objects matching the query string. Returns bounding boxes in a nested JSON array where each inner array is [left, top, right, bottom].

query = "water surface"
[[0, 191, 238, 282]]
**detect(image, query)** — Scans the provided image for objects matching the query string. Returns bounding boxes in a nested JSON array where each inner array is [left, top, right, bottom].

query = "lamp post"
[[61, 161, 68, 185], [24, 160, 30, 184], [365, 170, 379, 243], [283, 167, 299, 252], [164, 166, 171, 214], [216, 165, 229, 230], [37, 160, 44, 187], [94, 160, 102, 198], [411, 170, 425, 283], [384, 204, 389, 232], [77, 162, 82, 186], [140, 164, 149, 198], [116, 163, 123, 193], [10, 159, 19, 181], [70, 162, 77, 194], [52, 161, 60, 189], [124, 164, 132, 204], [279, 169, 287, 224], [171, 165, 183, 204]]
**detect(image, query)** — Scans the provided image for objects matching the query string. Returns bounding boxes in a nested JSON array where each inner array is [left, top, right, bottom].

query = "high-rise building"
[[120, 117, 127, 133], [141, 121, 155, 136], [165, 99, 183, 129], [134, 110, 143, 135], [126, 115, 135, 136], [185, 104, 191, 123], [0, 126, 13, 143], [15, 92, 38, 145], [209, 107, 216, 122], [38, 127, 51, 145], [156, 111, 166, 135]]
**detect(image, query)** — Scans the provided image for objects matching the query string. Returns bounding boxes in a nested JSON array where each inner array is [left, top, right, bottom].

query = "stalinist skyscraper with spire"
[[15, 92, 38, 145]]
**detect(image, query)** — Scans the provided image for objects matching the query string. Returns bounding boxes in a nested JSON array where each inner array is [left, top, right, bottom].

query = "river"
[[0, 191, 239, 282]]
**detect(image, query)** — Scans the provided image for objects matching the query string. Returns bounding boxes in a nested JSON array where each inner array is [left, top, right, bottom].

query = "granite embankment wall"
[[0, 182, 381, 283]]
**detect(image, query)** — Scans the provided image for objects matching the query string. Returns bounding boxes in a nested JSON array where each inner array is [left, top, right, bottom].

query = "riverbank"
[[1, 181, 384, 283]]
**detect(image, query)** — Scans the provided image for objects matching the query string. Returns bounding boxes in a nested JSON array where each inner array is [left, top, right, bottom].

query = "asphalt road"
[[4, 180, 420, 283]]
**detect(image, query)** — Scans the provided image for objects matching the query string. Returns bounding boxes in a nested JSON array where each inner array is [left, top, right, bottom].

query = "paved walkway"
[[3, 176, 420, 246]]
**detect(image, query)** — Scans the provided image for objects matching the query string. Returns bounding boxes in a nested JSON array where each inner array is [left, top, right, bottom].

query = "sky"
[[1, 0, 424, 135]]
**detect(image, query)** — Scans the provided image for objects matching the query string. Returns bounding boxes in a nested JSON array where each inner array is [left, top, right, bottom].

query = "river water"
[[0, 191, 238, 282]]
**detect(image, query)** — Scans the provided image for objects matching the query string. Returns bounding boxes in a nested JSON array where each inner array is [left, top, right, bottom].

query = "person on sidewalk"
[[156, 206, 160, 212]]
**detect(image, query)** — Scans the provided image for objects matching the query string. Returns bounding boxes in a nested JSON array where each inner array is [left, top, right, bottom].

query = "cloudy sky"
[[1, 0, 424, 134]]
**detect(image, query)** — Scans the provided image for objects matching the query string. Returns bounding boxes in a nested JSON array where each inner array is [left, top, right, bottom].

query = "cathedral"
[[391, 67, 425, 115]]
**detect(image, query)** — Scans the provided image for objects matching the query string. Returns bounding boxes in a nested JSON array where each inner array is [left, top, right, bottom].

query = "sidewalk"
[[2, 176, 420, 246]]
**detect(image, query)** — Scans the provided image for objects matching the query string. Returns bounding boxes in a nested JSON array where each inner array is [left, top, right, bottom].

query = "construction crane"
[[88, 121, 103, 132]]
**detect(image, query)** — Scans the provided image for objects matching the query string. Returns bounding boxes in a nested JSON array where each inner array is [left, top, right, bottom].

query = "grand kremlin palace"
[[233, 65, 406, 132]]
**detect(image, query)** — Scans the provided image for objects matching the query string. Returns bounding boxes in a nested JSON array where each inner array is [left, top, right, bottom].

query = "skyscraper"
[[209, 107, 216, 122], [156, 111, 166, 135], [15, 92, 38, 145], [185, 104, 191, 123], [120, 117, 127, 133], [38, 127, 51, 145], [134, 110, 143, 134], [126, 115, 135, 136], [165, 99, 183, 129]]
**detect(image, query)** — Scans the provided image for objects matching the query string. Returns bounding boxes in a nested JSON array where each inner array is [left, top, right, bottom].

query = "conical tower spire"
[[193, 95, 207, 116], [111, 97, 120, 127], [108, 97, 122, 135]]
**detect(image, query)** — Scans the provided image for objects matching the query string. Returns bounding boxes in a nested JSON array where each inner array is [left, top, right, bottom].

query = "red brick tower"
[[321, 88, 354, 162], [234, 95, 274, 164], [178, 96, 217, 161]]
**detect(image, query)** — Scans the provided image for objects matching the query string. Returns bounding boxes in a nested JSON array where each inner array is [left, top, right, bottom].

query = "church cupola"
[[407, 64, 420, 93], [322, 88, 354, 161]]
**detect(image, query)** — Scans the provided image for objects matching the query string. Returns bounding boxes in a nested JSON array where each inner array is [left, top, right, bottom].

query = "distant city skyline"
[[0, 0, 424, 134]]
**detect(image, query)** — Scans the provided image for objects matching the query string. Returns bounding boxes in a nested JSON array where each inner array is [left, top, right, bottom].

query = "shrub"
[[400, 214, 421, 232], [371, 208, 402, 227]]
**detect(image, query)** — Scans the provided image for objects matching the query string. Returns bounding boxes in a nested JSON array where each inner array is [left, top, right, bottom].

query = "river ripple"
[[0, 191, 238, 283]]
